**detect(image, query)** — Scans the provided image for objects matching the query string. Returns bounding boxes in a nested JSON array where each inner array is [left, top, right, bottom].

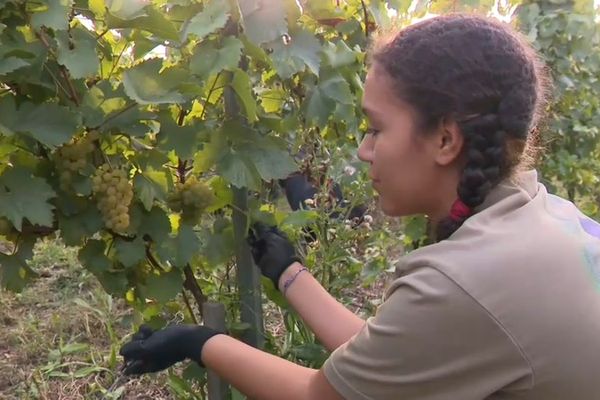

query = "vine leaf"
[[270, 29, 321, 79], [238, 0, 287, 45], [31, 0, 72, 31], [56, 27, 100, 79], [122, 59, 186, 105], [0, 168, 56, 231], [157, 225, 201, 267], [190, 37, 243, 79], [0, 97, 80, 147], [183, 0, 230, 41]]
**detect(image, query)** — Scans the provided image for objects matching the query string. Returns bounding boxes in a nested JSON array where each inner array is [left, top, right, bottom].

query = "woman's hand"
[[247, 222, 302, 290], [119, 324, 222, 375]]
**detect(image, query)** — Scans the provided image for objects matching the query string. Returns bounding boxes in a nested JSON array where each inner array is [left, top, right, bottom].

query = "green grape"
[[92, 163, 133, 233], [54, 135, 95, 192], [168, 176, 215, 224]]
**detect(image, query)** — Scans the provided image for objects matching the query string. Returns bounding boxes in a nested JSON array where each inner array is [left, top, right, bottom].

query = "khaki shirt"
[[324, 170, 600, 399]]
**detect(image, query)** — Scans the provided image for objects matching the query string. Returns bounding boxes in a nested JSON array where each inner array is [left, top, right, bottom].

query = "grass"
[[0, 237, 174, 399], [0, 223, 393, 399]]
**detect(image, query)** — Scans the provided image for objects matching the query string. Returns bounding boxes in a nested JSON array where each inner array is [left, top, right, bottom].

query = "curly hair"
[[370, 14, 549, 241]]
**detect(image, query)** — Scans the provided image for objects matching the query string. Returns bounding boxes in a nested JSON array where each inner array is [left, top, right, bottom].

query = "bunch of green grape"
[[92, 164, 133, 232], [168, 175, 215, 224], [55, 135, 95, 191]]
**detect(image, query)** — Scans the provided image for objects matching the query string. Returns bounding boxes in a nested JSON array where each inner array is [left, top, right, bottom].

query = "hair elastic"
[[449, 199, 472, 222]]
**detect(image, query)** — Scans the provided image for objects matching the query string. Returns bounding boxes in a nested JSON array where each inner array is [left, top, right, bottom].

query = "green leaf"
[[115, 237, 146, 268], [282, 209, 319, 227], [157, 225, 200, 267], [106, 5, 180, 42], [238, 0, 287, 45], [58, 206, 103, 246], [193, 135, 226, 174], [306, 86, 335, 127], [183, 0, 230, 41], [142, 269, 183, 303], [157, 116, 203, 160], [56, 27, 100, 79], [0, 239, 37, 292], [97, 270, 128, 296], [31, 0, 72, 31], [270, 29, 321, 79], [217, 151, 260, 190], [138, 206, 171, 243], [202, 225, 234, 265], [0, 97, 81, 147], [206, 176, 233, 212], [259, 87, 286, 113], [0, 168, 55, 231], [20, 102, 80, 147], [320, 75, 353, 104], [231, 69, 258, 122], [0, 255, 35, 292], [386, 0, 413, 13], [189, 37, 243, 78], [106, 0, 146, 19], [403, 215, 428, 246], [134, 170, 170, 211], [89, 0, 106, 18], [245, 141, 297, 182], [322, 40, 357, 68], [122, 59, 185, 104], [78, 239, 111, 275], [289, 343, 328, 364], [182, 363, 206, 383], [0, 57, 30, 75], [102, 105, 156, 137]]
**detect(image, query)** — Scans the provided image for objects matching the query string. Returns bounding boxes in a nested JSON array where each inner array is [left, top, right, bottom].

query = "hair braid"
[[436, 114, 507, 240]]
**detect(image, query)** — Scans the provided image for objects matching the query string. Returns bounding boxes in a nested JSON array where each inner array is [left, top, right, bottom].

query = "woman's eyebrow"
[[362, 105, 383, 123]]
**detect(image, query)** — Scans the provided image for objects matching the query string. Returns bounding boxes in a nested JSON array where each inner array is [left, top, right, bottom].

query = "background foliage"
[[0, 0, 598, 398]]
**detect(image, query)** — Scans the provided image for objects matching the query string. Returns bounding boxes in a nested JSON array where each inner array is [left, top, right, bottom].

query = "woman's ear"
[[433, 117, 464, 166]]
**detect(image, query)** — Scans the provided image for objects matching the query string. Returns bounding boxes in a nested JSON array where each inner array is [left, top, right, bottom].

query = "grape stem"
[[181, 289, 199, 324], [183, 265, 207, 318], [360, 0, 370, 38]]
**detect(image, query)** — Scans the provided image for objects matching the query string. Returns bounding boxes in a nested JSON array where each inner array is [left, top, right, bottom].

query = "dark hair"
[[371, 14, 549, 241]]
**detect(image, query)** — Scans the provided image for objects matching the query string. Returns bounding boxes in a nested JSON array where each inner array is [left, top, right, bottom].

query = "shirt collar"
[[474, 169, 539, 213]]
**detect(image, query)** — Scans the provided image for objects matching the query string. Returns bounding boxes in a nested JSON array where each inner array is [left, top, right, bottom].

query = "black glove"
[[279, 172, 318, 211], [119, 324, 222, 375], [247, 222, 302, 289]]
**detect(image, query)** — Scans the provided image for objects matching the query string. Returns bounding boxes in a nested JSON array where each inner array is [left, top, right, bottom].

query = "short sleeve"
[[323, 266, 532, 400]]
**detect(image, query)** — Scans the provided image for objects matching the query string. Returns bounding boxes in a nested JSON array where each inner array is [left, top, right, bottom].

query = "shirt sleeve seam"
[[414, 264, 537, 389]]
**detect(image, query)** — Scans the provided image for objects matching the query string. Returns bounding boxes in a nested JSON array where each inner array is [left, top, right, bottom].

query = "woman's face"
[[357, 64, 457, 217]]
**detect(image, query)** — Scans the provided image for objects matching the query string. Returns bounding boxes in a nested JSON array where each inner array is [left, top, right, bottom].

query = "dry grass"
[[0, 239, 175, 400]]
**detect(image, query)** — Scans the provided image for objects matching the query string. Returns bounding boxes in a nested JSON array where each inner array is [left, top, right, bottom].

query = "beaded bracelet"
[[282, 267, 308, 295]]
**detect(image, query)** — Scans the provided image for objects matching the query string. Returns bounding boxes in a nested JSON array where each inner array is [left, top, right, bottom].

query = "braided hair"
[[371, 14, 548, 241]]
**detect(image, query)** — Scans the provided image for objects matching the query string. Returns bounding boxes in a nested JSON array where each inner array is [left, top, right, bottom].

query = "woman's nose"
[[357, 135, 374, 163]]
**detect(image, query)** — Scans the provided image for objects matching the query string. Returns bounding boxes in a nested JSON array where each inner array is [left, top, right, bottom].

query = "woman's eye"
[[366, 128, 380, 136]]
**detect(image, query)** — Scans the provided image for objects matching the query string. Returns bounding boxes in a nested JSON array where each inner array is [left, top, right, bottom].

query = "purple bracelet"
[[282, 267, 308, 295]]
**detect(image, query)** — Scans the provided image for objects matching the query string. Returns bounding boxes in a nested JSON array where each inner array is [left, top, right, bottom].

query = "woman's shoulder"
[[388, 182, 600, 324]]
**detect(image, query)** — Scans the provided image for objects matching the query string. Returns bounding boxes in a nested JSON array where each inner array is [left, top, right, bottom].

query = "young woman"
[[119, 14, 600, 399]]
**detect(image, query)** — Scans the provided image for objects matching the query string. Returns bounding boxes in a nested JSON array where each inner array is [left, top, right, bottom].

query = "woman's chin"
[[377, 196, 415, 217], [378, 197, 402, 217]]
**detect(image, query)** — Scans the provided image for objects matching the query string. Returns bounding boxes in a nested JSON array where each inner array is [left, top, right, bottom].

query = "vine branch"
[[360, 0, 370, 38]]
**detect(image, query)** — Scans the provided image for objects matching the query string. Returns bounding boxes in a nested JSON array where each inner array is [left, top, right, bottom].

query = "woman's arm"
[[279, 262, 366, 351], [202, 334, 343, 400], [247, 224, 366, 351]]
